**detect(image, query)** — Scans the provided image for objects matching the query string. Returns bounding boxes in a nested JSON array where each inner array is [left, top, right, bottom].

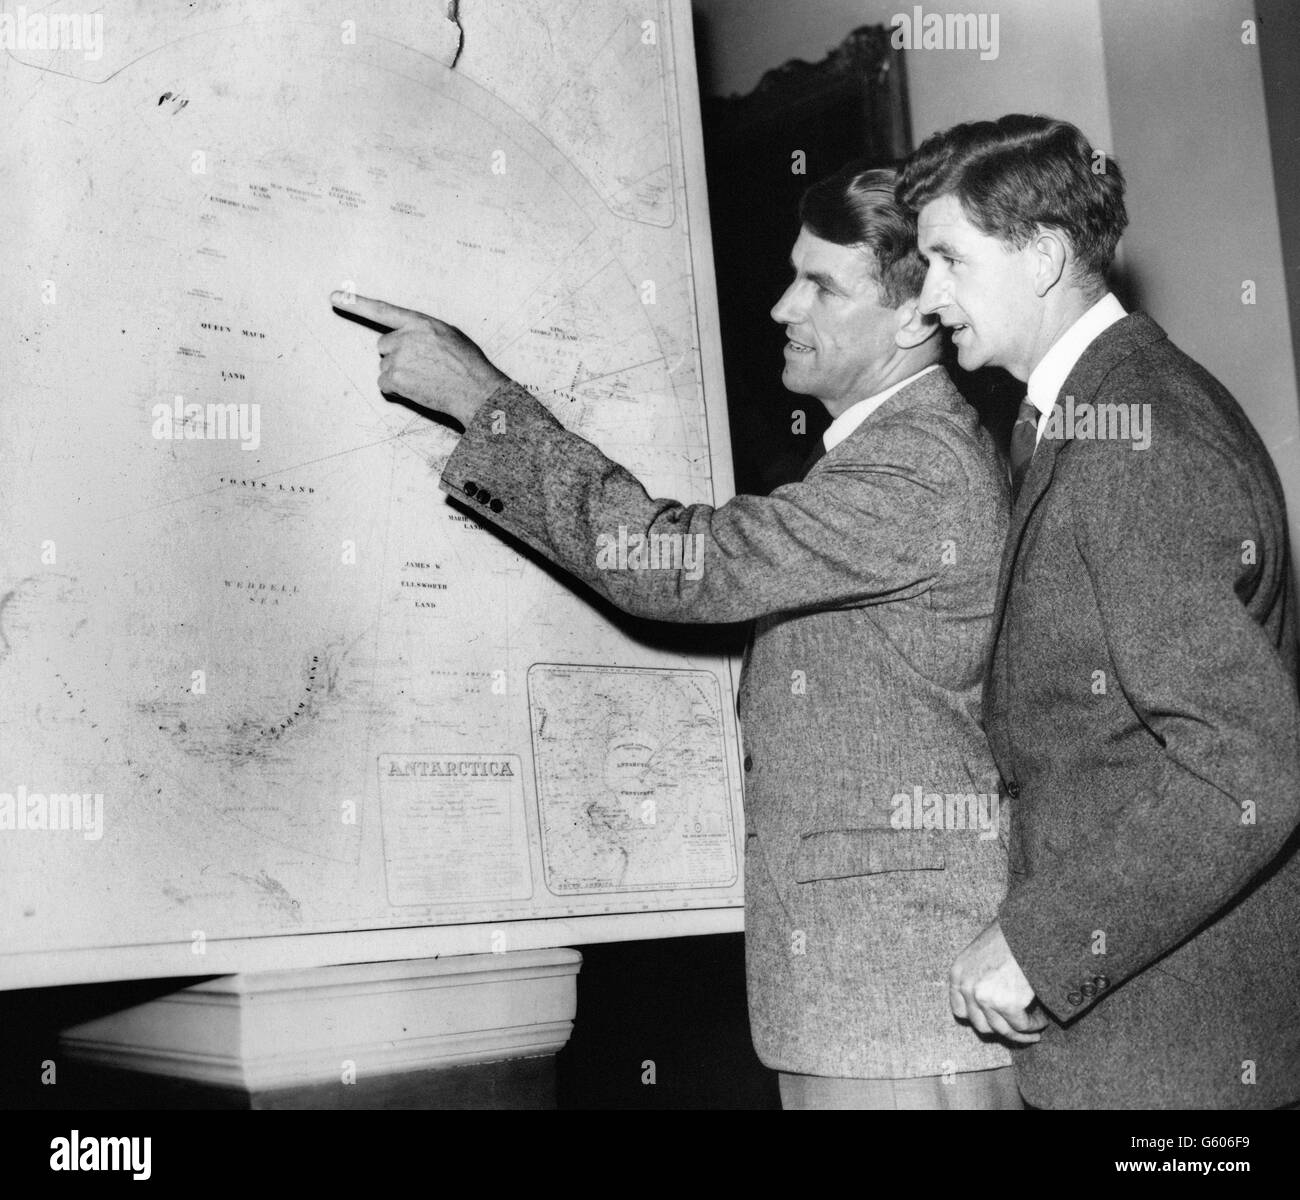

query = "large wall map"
[[0, 0, 743, 986]]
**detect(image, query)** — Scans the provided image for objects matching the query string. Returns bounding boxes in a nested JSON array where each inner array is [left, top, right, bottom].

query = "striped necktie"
[[1009, 397, 1039, 502]]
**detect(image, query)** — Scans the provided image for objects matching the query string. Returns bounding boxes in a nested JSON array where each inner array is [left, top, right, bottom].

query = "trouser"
[[779, 1064, 1023, 1110]]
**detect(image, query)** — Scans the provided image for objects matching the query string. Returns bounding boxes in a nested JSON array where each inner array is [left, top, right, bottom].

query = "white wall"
[[904, 0, 1112, 154], [1099, 0, 1300, 550]]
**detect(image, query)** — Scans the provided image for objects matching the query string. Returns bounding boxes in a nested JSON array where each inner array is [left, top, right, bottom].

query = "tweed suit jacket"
[[439, 369, 1011, 1078], [987, 312, 1300, 1108]]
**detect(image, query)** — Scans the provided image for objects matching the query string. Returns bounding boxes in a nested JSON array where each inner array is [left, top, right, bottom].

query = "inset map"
[[528, 664, 737, 893]]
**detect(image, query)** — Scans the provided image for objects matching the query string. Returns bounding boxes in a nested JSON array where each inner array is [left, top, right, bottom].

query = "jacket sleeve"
[[998, 434, 1300, 1020], [436, 380, 962, 624]]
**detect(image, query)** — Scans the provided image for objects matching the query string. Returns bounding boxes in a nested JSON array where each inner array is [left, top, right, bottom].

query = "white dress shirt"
[[822, 363, 942, 452], [1025, 293, 1127, 444]]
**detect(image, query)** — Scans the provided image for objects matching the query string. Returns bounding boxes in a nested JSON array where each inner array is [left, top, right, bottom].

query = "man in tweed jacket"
[[902, 115, 1300, 1108], [332, 165, 1015, 1108]]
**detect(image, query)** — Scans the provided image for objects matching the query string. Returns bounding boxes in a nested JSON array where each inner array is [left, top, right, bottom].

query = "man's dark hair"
[[799, 163, 927, 307], [896, 114, 1128, 281]]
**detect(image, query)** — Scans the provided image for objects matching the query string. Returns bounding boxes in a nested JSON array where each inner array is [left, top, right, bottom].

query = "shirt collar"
[[1025, 292, 1127, 421], [822, 363, 941, 452]]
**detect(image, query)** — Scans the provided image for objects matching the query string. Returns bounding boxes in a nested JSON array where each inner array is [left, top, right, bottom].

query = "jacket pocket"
[[793, 827, 947, 882]]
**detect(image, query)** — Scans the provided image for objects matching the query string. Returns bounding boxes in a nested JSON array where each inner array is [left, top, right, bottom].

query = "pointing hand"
[[330, 291, 509, 427]]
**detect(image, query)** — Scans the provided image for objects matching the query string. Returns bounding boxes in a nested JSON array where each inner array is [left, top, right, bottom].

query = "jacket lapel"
[[989, 424, 1065, 646], [988, 313, 1168, 647]]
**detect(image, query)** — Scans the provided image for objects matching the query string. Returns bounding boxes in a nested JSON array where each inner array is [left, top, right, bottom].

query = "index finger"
[[330, 291, 429, 329]]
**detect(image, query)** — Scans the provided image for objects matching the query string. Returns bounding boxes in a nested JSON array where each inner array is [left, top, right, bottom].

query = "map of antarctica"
[[529, 665, 736, 894], [0, 0, 744, 973]]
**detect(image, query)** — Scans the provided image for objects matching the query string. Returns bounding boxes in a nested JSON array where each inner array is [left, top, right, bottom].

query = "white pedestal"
[[59, 948, 582, 1108]]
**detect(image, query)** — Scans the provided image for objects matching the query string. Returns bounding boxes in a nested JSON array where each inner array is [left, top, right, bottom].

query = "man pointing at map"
[[331, 163, 1023, 1109]]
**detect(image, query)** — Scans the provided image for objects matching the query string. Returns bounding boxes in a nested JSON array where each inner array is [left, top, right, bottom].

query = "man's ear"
[[1031, 228, 1069, 297], [894, 299, 940, 350]]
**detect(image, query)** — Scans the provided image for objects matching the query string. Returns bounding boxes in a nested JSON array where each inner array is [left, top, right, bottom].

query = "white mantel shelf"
[[60, 949, 582, 1101]]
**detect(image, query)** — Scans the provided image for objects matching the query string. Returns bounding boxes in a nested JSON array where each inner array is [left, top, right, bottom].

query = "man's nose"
[[917, 266, 947, 316], [770, 281, 802, 325]]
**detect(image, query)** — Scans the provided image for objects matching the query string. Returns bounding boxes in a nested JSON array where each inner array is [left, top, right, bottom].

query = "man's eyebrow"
[[788, 257, 845, 291], [920, 238, 960, 258]]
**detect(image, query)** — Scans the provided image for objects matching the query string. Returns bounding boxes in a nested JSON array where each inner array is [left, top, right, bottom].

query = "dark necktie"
[[795, 439, 826, 482], [1008, 397, 1039, 502]]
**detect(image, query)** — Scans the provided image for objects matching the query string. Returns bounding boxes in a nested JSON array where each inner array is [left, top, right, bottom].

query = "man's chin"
[[780, 368, 813, 395]]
